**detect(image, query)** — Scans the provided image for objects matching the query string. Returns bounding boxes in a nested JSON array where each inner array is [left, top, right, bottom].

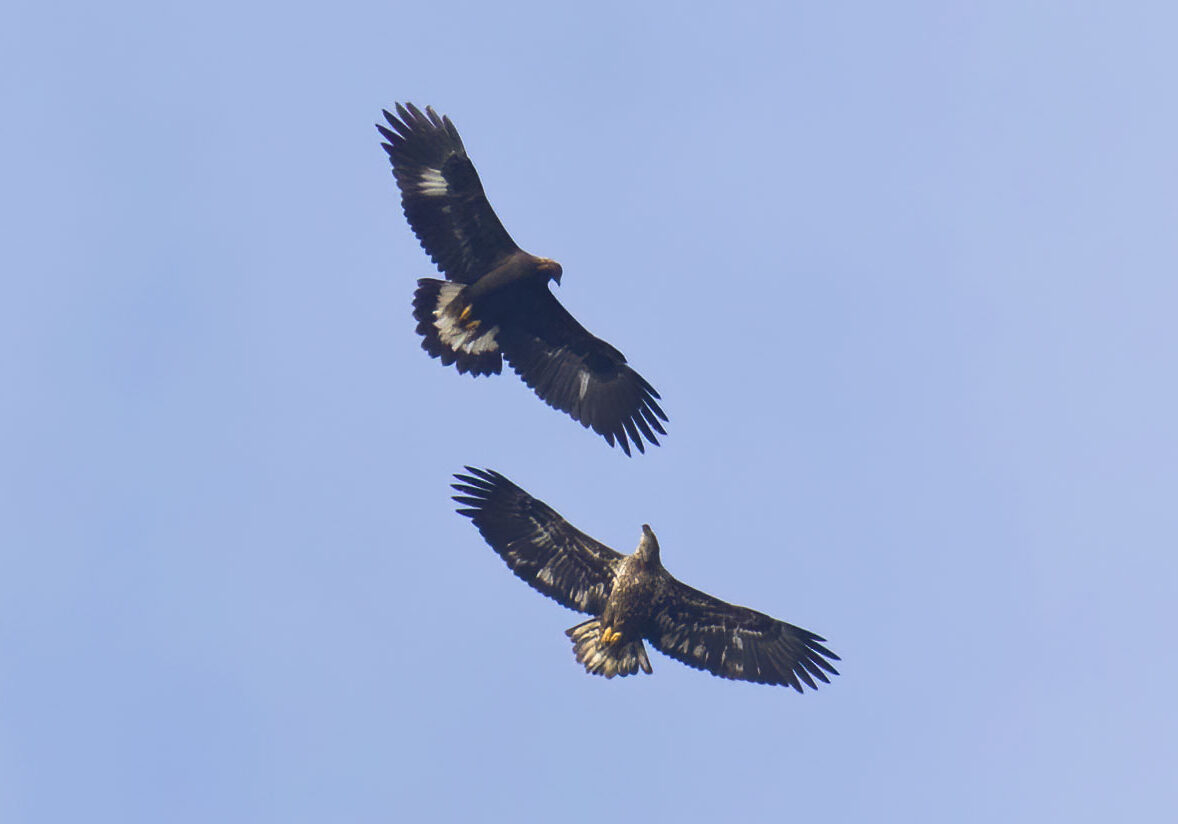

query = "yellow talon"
[[456, 304, 481, 331], [601, 627, 620, 645]]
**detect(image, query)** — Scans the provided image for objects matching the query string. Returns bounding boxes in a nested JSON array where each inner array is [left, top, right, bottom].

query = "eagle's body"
[[378, 104, 667, 455], [452, 467, 841, 690], [463, 253, 559, 303], [602, 540, 666, 639]]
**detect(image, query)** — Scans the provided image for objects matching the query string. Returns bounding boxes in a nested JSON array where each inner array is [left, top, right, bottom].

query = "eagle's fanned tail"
[[566, 619, 652, 678], [412, 278, 502, 377]]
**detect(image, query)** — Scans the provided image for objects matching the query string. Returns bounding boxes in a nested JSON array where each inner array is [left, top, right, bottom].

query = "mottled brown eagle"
[[452, 467, 841, 691], [376, 104, 667, 456]]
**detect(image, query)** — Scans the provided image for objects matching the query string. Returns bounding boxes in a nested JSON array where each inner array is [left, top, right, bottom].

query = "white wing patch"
[[720, 634, 745, 674], [417, 167, 448, 196], [578, 369, 592, 401]]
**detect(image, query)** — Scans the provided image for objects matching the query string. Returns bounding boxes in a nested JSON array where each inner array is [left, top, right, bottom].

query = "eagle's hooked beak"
[[539, 258, 563, 286]]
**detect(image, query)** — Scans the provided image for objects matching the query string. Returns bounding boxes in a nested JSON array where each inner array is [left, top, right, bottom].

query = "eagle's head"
[[537, 257, 563, 285], [636, 524, 661, 564]]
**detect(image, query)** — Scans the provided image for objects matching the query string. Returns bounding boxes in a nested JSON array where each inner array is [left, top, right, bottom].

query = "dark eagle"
[[452, 467, 841, 691], [376, 103, 667, 456]]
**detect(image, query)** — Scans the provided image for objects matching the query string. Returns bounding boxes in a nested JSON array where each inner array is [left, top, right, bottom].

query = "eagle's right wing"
[[378, 104, 520, 283], [496, 288, 667, 456], [647, 577, 840, 692], [452, 468, 623, 614]]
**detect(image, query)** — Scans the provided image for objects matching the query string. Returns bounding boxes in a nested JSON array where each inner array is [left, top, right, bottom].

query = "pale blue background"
[[3, 2, 1177, 821]]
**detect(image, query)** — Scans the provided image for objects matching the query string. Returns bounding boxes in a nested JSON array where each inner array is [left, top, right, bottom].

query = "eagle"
[[451, 467, 841, 691], [377, 104, 667, 456]]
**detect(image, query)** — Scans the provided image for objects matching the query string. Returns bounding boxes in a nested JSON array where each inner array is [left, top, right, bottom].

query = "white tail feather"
[[566, 619, 653, 679], [433, 284, 499, 354]]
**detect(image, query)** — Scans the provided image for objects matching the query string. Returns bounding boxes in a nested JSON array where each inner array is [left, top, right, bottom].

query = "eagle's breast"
[[602, 555, 662, 636]]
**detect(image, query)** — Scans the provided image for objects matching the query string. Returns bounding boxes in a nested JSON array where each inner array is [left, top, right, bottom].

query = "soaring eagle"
[[452, 467, 841, 691], [377, 104, 667, 456]]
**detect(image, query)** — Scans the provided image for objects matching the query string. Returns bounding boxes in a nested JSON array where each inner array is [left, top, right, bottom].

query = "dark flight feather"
[[648, 580, 840, 693], [452, 467, 621, 613], [377, 103, 518, 283], [494, 289, 667, 455]]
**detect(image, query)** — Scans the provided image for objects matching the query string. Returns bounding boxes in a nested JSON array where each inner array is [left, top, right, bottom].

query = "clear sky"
[[3, 1, 1177, 821]]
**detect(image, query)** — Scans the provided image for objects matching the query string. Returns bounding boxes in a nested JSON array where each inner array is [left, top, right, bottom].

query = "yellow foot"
[[457, 304, 481, 332], [601, 627, 621, 645]]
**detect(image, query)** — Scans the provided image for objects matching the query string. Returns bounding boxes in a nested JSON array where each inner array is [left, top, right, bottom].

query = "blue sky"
[[3, 1, 1177, 821]]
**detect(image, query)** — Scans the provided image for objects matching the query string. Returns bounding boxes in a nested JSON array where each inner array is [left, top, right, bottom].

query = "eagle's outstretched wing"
[[452, 467, 623, 614], [647, 578, 840, 692], [496, 288, 667, 456], [378, 104, 519, 283]]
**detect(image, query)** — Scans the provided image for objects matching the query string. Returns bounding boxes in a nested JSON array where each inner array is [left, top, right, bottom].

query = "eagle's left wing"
[[378, 104, 520, 283], [647, 577, 840, 692], [496, 289, 667, 456], [452, 467, 623, 614]]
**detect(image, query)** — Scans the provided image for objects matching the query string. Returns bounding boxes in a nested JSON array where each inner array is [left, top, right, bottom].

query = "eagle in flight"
[[452, 467, 841, 691], [377, 104, 667, 455]]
